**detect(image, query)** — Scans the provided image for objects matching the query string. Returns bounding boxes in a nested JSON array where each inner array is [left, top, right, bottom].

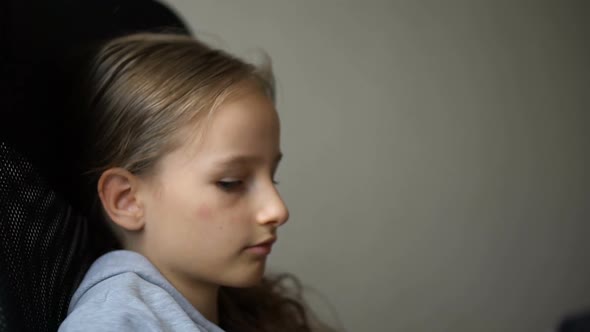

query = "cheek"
[[194, 201, 250, 230], [196, 205, 213, 220]]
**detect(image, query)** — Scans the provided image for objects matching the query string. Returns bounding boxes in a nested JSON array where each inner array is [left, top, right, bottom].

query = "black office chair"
[[559, 311, 590, 332], [0, 141, 89, 332], [0, 1, 189, 331]]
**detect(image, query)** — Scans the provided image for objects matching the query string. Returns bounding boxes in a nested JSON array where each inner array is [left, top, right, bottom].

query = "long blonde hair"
[[72, 33, 332, 332]]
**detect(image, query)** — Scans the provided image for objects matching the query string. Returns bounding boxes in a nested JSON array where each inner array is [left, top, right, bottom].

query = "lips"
[[252, 237, 276, 247], [245, 237, 277, 255]]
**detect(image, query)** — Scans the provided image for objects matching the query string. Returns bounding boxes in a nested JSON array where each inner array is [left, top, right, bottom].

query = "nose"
[[256, 184, 289, 227]]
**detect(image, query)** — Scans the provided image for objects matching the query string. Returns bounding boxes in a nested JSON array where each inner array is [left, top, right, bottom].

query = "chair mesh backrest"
[[0, 142, 89, 332]]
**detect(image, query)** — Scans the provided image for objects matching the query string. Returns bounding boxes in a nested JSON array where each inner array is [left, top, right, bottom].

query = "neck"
[[167, 273, 220, 324], [134, 246, 221, 324], [180, 280, 220, 324]]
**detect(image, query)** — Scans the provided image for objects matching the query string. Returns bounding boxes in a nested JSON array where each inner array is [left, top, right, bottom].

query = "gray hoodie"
[[58, 250, 225, 332]]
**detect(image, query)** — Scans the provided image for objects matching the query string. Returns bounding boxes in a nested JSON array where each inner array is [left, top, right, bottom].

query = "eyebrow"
[[212, 152, 283, 168]]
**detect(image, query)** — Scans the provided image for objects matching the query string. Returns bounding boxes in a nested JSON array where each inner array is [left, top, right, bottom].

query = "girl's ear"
[[97, 168, 145, 231]]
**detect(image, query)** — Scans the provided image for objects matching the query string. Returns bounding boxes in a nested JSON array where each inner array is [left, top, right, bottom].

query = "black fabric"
[[0, 273, 20, 332], [0, 1, 190, 331], [0, 142, 89, 332]]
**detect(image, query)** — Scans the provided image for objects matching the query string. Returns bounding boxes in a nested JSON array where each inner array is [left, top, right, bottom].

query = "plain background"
[[162, 1, 589, 331]]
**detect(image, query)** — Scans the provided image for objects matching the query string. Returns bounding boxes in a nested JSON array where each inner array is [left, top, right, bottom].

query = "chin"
[[225, 263, 266, 288]]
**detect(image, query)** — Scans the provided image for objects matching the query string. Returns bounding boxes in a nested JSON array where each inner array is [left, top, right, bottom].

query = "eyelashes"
[[217, 180, 244, 192], [216, 179, 280, 193]]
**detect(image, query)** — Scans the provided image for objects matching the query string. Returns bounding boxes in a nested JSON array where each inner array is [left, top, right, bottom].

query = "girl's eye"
[[217, 180, 244, 192]]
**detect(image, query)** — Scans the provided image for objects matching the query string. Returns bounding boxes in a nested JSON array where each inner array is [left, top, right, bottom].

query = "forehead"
[[185, 90, 281, 160]]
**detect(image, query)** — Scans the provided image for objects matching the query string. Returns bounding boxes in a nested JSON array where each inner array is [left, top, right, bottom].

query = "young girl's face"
[[138, 85, 289, 289]]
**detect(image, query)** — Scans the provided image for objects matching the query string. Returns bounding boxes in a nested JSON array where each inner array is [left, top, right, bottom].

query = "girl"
[[59, 33, 332, 332]]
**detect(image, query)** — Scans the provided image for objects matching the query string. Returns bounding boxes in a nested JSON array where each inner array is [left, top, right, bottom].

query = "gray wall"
[[162, 1, 589, 331]]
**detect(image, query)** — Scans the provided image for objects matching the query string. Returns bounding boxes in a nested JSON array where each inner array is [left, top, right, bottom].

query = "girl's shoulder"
[[59, 250, 222, 332]]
